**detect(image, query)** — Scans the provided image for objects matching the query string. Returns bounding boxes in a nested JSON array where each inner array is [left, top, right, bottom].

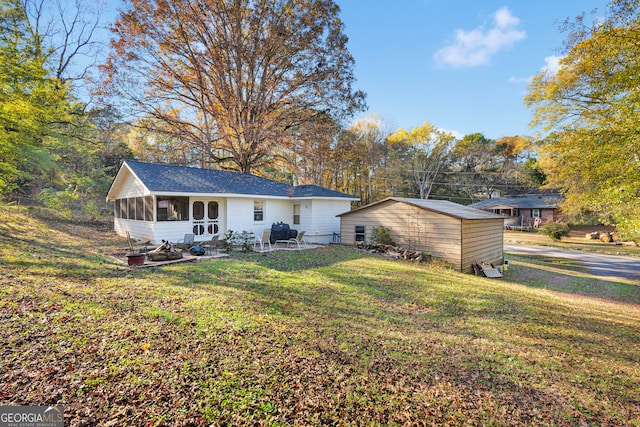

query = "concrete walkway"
[[504, 244, 640, 283]]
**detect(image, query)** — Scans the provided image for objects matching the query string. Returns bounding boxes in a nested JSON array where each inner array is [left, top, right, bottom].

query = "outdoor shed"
[[338, 197, 505, 273]]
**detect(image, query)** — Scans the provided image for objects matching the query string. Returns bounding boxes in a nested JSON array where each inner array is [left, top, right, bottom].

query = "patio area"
[[113, 241, 323, 267]]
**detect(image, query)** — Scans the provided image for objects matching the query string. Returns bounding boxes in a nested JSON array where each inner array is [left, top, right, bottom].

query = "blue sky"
[[93, 0, 607, 139], [337, 0, 607, 139]]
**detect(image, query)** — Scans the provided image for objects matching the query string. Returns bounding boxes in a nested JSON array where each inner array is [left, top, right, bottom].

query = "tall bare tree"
[[102, 0, 366, 173]]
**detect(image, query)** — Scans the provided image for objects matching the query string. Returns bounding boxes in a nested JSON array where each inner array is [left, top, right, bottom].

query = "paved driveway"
[[504, 244, 640, 283]]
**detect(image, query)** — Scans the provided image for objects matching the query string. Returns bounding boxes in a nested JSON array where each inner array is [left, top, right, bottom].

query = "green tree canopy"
[[0, 0, 69, 194], [525, 0, 640, 239]]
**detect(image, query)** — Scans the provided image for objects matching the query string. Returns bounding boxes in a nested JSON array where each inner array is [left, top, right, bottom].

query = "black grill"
[[270, 222, 298, 243]]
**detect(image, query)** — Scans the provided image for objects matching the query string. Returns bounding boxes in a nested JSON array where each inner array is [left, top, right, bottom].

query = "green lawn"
[[1, 204, 639, 426]]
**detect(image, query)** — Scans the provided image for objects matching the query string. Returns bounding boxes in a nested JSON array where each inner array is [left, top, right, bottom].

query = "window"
[[532, 209, 541, 218], [135, 197, 144, 220], [115, 197, 154, 221], [293, 204, 300, 225], [208, 201, 219, 235], [254, 200, 264, 222], [355, 225, 366, 242], [156, 197, 189, 221], [208, 201, 219, 220], [193, 201, 205, 220], [144, 196, 153, 221], [120, 199, 128, 219], [127, 198, 136, 219]]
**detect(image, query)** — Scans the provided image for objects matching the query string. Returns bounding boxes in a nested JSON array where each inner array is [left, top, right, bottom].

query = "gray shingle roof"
[[122, 160, 357, 199], [338, 197, 504, 220], [290, 184, 356, 198], [469, 195, 562, 210]]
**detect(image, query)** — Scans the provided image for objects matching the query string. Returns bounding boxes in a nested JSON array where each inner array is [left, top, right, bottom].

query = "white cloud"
[[541, 55, 563, 76], [434, 7, 527, 68], [437, 127, 464, 140], [508, 55, 564, 85]]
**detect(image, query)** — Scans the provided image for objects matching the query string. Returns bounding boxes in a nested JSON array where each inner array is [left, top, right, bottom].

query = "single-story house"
[[106, 160, 359, 245], [337, 197, 504, 273], [469, 194, 562, 228]]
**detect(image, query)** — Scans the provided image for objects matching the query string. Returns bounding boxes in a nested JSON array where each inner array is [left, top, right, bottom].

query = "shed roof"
[[107, 160, 359, 200], [470, 194, 562, 210], [338, 197, 504, 220]]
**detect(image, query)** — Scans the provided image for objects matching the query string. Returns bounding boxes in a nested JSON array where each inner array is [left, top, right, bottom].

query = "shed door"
[[192, 200, 221, 239]]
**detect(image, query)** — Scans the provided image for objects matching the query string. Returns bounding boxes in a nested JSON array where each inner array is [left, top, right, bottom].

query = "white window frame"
[[293, 204, 300, 225], [253, 200, 265, 223], [532, 209, 541, 218]]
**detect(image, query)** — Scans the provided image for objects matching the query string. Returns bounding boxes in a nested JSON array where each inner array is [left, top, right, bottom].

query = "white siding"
[[110, 170, 148, 199], [114, 218, 155, 243], [303, 199, 350, 244], [226, 197, 292, 236], [153, 221, 193, 245]]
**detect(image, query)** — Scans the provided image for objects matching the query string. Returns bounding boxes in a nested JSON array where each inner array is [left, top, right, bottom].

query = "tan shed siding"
[[402, 208, 462, 270], [340, 200, 464, 270], [340, 200, 403, 244], [340, 199, 504, 272], [460, 219, 504, 273]]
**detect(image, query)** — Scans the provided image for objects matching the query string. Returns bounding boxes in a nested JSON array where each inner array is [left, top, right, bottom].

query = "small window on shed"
[[532, 209, 541, 218], [354, 225, 366, 243]]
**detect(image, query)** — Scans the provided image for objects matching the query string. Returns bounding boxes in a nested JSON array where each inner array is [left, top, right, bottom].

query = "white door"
[[192, 200, 221, 240]]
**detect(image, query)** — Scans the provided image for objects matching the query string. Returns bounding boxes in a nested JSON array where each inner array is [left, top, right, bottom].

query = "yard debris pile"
[[586, 231, 615, 242], [472, 261, 503, 278], [358, 242, 429, 262], [585, 231, 638, 246], [147, 240, 183, 261]]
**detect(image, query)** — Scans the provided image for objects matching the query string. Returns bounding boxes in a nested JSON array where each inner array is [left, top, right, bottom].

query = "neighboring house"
[[470, 194, 563, 229], [106, 160, 359, 245], [338, 197, 504, 273]]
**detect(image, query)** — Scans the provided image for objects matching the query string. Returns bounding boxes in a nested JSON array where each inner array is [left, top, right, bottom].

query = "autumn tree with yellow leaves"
[[525, 0, 640, 240]]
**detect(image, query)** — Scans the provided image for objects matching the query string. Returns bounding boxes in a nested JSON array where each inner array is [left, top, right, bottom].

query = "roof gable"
[[339, 197, 504, 220], [107, 161, 358, 200]]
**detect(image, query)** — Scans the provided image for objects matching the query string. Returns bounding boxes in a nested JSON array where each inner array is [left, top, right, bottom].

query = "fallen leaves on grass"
[[1, 205, 639, 426]]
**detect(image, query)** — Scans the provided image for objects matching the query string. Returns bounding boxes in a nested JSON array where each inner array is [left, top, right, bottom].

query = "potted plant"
[[126, 252, 146, 265]]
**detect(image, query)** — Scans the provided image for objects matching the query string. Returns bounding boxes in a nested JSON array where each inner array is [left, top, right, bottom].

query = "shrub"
[[371, 226, 395, 246], [220, 230, 235, 251], [540, 222, 570, 240]]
